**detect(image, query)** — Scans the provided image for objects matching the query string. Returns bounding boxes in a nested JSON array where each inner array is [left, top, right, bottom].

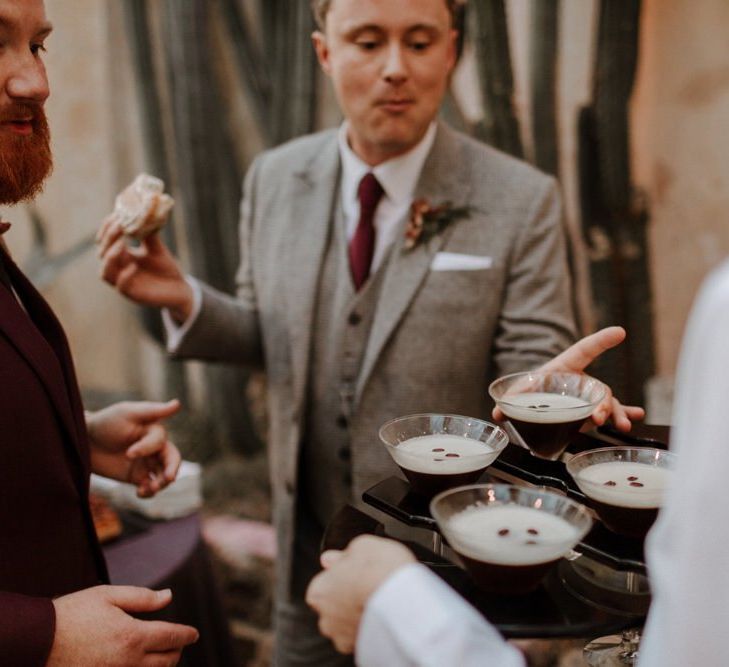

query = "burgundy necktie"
[[349, 173, 384, 290]]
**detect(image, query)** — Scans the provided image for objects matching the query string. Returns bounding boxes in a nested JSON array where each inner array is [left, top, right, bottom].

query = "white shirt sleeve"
[[161, 275, 202, 353], [356, 563, 525, 667], [638, 259, 729, 666]]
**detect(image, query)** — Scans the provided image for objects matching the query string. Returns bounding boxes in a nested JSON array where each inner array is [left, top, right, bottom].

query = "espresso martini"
[[446, 504, 580, 594], [390, 434, 498, 498], [576, 461, 671, 538], [499, 392, 595, 459]]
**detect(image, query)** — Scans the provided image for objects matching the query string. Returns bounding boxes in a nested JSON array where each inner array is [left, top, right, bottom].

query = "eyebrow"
[[0, 16, 54, 38], [343, 22, 442, 38]]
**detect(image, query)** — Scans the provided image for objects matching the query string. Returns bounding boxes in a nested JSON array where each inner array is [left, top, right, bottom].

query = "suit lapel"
[[0, 247, 88, 482], [356, 125, 472, 402], [285, 135, 341, 411]]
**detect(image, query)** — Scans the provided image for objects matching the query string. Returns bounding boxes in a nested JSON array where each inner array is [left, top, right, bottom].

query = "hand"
[[97, 215, 193, 322], [47, 586, 199, 667], [306, 535, 416, 654], [87, 400, 182, 497], [492, 326, 645, 431]]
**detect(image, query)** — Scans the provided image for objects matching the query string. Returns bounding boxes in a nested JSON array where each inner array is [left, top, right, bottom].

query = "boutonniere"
[[404, 199, 470, 251]]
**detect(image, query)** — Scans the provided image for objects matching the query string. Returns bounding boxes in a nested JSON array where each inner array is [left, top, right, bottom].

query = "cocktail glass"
[[489, 371, 607, 460], [430, 484, 592, 594], [379, 414, 509, 499], [567, 447, 676, 666], [566, 446, 676, 539]]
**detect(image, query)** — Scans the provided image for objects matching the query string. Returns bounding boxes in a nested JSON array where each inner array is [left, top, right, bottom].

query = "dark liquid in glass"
[[400, 466, 487, 499], [507, 416, 587, 460], [588, 499, 659, 539], [457, 552, 559, 595]]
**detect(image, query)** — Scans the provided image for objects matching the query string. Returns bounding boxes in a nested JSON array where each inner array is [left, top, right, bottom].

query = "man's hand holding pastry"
[[97, 174, 193, 323]]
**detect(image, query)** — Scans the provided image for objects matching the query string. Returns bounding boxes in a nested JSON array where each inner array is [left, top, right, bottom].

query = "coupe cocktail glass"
[[566, 446, 676, 539], [489, 371, 607, 460], [379, 414, 509, 499], [431, 484, 592, 594]]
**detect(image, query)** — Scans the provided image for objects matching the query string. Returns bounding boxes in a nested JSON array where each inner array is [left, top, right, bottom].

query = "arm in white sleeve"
[[638, 259, 729, 666], [162, 275, 202, 353], [357, 563, 525, 667]]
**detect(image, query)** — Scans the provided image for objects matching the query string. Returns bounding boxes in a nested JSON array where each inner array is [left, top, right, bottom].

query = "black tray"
[[323, 505, 643, 639], [363, 425, 670, 575]]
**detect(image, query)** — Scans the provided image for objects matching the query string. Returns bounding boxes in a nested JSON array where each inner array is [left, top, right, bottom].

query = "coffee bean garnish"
[[432, 448, 445, 452], [603, 480, 617, 486], [538, 404, 550, 408], [630, 482, 644, 487], [527, 528, 539, 535], [434, 458, 444, 462], [445, 453, 460, 458], [498, 528, 509, 537], [525, 540, 538, 546], [528, 405, 537, 409], [627, 476, 638, 481]]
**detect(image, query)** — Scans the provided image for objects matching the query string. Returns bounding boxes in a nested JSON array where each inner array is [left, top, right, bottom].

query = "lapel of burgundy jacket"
[[0, 245, 90, 489]]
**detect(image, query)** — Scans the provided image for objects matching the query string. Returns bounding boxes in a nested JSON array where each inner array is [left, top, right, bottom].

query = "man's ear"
[[312, 30, 332, 75], [446, 28, 458, 73]]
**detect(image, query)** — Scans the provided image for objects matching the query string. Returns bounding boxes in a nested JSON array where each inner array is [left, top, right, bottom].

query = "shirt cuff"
[[357, 563, 524, 667], [162, 276, 202, 353]]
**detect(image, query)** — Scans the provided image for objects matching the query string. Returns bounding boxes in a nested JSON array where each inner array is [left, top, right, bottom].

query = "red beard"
[[0, 104, 53, 205]]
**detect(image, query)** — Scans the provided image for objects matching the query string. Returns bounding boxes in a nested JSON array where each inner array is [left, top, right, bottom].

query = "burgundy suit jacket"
[[0, 245, 108, 666]]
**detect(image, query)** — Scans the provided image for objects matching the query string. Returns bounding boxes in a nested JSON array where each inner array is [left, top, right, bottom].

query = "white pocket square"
[[430, 252, 493, 271]]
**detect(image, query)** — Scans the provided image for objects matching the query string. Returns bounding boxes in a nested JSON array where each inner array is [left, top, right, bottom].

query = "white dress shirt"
[[163, 123, 437, 350], [357, 258, 729, 667], [338, 121, 436, 274]]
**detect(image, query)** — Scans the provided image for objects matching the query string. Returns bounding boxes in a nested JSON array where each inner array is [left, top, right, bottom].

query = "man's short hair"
[[310, 0, 463, 30]]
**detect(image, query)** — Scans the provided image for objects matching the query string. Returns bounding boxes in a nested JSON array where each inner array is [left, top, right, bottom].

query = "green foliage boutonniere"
[[404, 199, 470, 251]]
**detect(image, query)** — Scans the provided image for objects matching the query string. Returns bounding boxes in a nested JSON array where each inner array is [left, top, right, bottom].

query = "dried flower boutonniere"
[[403, 199, 470, 251]]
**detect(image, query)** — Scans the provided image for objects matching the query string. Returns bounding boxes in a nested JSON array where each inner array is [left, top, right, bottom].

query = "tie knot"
[[357, 172, 384, 214]]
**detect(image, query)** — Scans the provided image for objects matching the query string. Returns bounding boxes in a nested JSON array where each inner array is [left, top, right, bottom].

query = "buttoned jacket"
[[173, 123, 576, 595]]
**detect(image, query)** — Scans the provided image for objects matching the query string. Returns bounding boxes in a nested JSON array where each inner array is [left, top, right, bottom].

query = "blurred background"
[[2, 0, 728, 663]]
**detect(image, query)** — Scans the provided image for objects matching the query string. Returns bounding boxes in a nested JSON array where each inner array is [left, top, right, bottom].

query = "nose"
[[382, 43, 408, 85], [6, 53, 50, 104]]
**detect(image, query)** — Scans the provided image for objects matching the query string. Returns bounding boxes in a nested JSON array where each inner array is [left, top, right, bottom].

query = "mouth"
[[2, 119, 34, 136], [377, 99, 415, 113]]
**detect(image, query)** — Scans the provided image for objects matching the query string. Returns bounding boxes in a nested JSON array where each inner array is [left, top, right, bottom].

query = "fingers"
[[129, 399, 182, 425], [161, 442, 182, 483], [100, 236, 133, 287], [96, 213, 124, 253], [320, 550, 344, 569], [318, 618, 355, 654], [127, 423, 167, 458], [140, 620, 199, 652], [104, 586, 173, 613], [608, 399, 645, 432], [542, 326, 627, 373]]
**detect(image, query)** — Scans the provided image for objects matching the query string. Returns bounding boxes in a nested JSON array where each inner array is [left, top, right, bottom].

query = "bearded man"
[[0, 1, 199, 665]]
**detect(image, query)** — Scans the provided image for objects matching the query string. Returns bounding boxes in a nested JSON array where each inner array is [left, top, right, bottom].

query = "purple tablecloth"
[[104, 513, 236, 666]]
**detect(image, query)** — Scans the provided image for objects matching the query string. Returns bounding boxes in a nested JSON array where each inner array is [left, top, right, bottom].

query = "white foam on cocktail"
[[576, 461, 671, 508], [446, 504, 580, 566], [499, 392, 595, 423], [390, 434, 497, 474]]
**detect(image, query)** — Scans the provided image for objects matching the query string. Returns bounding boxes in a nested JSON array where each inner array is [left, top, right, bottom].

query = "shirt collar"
[[338, 122, 438, 207]]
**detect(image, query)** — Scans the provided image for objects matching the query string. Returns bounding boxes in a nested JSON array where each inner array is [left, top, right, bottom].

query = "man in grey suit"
[[98, 0, 642, 664]]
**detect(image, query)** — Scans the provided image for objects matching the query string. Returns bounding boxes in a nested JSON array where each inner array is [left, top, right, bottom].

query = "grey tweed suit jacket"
[[173, 123, 576, 595]]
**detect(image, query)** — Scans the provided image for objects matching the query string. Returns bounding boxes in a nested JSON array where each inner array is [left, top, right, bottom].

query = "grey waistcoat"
[[301, 199, 390, 528]]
